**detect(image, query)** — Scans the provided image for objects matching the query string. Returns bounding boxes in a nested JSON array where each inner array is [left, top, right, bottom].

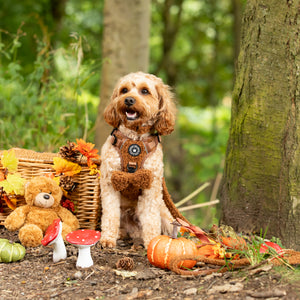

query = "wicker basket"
[[0, 148, 101, 229]]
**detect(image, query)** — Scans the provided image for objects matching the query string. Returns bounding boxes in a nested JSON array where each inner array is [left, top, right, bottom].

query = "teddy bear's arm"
[[57, 207, 79, 234], [4, 205, 30, 231]]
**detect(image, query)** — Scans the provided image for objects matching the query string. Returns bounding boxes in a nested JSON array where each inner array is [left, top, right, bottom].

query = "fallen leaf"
[[114, 269, 137, 279], [248, 263, 273, 276], [247, 288, 286, 298], [207, 282, 244, 294]]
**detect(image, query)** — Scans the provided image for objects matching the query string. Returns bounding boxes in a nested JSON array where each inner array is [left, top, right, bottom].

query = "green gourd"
[[0, 238, 26, 262]]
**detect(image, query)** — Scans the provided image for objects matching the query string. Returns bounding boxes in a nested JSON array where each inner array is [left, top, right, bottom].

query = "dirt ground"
[[1, 226, 300, 300]]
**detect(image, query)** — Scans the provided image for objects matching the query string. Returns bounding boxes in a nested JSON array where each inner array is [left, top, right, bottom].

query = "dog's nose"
[[124, 97, 136, 107], [43, 194, 50, 200]]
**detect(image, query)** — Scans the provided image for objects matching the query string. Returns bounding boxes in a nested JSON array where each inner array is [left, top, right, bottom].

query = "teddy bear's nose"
[[43, 194, 50, 200]]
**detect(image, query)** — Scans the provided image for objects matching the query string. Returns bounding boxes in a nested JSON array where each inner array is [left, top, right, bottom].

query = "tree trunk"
[[220, 0, 300, 249], [232, 0, 242, 65], [95, 0, 151, 149]]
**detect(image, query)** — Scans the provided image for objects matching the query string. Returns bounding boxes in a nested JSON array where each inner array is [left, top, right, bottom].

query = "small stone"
[[131, 287, 138, 295], [183, 288, 198, 296], [74, 270, 83, 279]]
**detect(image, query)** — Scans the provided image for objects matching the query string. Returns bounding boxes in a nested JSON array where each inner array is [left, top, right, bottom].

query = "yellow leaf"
[[1, 149, 18, 172], [0, 173, 26, 195], [52, 157, 81, 177]]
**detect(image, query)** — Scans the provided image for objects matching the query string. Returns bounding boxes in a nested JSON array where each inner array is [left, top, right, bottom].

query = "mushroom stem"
[[42, 219, 67, 263], [52, 233, 67, 263], [76, 245, 93, 268]]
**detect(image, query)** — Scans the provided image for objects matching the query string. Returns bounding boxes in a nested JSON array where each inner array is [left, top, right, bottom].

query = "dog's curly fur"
[[100, 72, 176, 248]]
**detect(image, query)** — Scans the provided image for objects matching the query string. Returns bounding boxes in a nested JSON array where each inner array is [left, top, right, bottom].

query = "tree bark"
[[95, 0, 151, 149], [220, 0, 300, 249], [232, 0, 242, 65]]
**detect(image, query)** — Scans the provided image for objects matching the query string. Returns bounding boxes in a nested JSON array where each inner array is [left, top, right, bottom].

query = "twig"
[[178, 199, 220, 212], [175, 182, 210, 208], [209, 172, 223, 202], [52, 260, 66, 266], [50, 287, 78, 298], [85, 270, 95, 280]]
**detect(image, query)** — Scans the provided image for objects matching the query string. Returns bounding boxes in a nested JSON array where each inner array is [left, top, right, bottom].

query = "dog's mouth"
[[125, 110, 139, 121]]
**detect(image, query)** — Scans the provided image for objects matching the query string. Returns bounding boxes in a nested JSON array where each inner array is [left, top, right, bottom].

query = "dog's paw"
[[100, 237, 117, 248]]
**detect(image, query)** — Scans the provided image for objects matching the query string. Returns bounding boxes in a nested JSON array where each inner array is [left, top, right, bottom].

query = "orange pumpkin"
[[147, 235, 197, 270]]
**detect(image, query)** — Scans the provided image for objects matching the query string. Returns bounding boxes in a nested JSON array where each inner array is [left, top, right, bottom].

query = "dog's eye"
[[141, 88, 149, 95], [121, 87, 128, 94]]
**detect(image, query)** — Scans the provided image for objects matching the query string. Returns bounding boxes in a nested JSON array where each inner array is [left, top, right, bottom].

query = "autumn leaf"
[[176, 218, 211, 244], [1, 149, 18, 172], [221, 236, 247, 251], [0, 171, 5, 181], [53, 157, 82, 176], [3, 194, 17, 210], [0, 173, 26, 195]]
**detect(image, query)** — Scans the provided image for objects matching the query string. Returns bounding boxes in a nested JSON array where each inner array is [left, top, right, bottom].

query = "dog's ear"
[[103, 88, 121, 128], [154, 82, 177, 135]]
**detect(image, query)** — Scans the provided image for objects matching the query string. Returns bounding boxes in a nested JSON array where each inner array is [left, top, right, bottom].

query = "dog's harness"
[[110, 128, 160, 173], [109, 128, 191, 225]]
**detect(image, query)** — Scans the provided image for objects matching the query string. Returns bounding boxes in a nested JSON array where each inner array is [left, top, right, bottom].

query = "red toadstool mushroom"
[[66, 229, 101, 268], [259, 241, 284, 256], [41, 219, 67, 263]]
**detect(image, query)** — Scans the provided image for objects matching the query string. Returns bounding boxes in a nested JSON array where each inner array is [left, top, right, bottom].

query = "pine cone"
[[59, 141, 81, 162], [60, 176, 77, 192], [116, 257, 135, 271]]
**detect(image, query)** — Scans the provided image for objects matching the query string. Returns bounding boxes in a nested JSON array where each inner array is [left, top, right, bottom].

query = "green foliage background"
[[0, 0, 239, 227]]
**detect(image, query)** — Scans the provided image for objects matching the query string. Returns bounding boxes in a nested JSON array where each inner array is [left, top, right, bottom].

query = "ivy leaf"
[[0, 173, 25, 195], [1, 149, 18, 172], [53, 157, 82, 177]]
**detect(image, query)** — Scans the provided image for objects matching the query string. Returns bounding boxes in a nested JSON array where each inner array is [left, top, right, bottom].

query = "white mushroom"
[[41, 219, 67, 263], [66, 229, 101, 268]]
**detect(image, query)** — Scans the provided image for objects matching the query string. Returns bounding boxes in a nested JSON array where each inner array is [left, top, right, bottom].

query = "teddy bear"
[[4, 176, 79, 247]]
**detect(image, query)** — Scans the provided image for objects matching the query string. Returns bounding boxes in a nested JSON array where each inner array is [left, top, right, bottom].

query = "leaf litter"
[[1, 226, 300, 299]]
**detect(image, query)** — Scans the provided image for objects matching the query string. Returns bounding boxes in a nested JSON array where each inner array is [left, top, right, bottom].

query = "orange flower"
[[197, 243, 229, 259], [75, 139, 100, 167]]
